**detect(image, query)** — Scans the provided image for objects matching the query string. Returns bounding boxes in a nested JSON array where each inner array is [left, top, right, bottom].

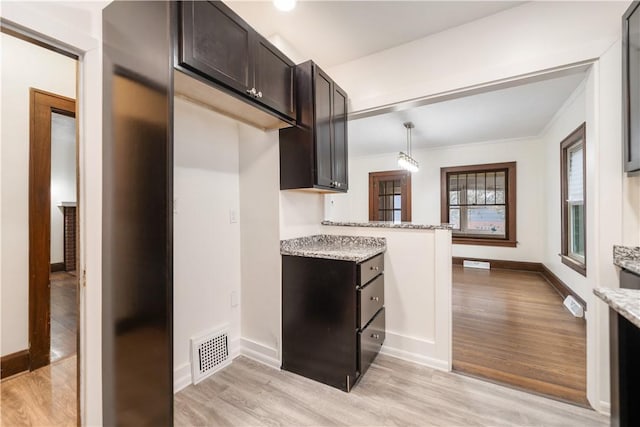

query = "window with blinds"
[[441, 162, 517, 247], [561, 123, 586, 276]]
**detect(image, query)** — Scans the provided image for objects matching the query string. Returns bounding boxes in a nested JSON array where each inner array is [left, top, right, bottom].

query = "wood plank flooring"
[[0, 355, 76, 426], [452, 266, 588, 406], [50, 271, 77, 363], [175, 355, 605, 426]]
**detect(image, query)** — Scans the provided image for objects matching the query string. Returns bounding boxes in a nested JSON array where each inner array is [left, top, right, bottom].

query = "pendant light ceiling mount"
[[398, 121, 419, 173]]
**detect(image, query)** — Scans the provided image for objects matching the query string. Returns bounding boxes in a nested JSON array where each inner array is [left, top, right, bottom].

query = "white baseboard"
[[597, 401, 611, 416], [174, 338, 241, 394], [173, 362, 192, 394], [238, 337, 280, 370], [380, 331, 449, 372]]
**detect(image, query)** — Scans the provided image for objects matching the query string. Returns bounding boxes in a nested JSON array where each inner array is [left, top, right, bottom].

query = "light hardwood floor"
[[0, 355, 76, 426], [175, 355, 605, 426], [453, 266, 588, 406]]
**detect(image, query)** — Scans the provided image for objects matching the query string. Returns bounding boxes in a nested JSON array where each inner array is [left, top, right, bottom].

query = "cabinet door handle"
[[246, 88, 257, 96], [371, 333, 380, 340], [370, 266, 379, 271], [370, 296, 379, 302], [256, 91, 263, 98]]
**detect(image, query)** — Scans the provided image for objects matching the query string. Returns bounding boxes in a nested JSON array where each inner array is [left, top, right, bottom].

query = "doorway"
[[0, 31, 79, 426], [30, 89, 77, 369]]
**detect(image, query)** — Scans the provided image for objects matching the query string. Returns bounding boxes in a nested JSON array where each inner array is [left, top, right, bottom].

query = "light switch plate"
[[229, 209, 238, 224]]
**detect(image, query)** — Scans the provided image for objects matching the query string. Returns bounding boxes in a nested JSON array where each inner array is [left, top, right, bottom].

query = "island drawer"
[[358, 274, 384, 328], [358, 307, 385, 377], [358, 253, 384, 286]]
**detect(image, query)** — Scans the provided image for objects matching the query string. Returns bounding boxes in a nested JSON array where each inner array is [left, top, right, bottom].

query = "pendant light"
[[398, 122, 419, 173]]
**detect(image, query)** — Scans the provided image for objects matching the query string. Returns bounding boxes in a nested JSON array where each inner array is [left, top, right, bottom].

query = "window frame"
[[368, 170, 412, 222], [560, 123, 587, 276], [440, 162, 517, 247]]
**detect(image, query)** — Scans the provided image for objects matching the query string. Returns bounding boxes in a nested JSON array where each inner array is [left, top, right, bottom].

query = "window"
[[369, 170, 411, 222], [561, 123, 586, 276], [440, 162, 517, 247]]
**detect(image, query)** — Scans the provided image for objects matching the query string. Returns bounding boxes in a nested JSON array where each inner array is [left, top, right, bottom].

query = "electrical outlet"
[[230, 290, 239, 307], [229, 209, 238, 224]]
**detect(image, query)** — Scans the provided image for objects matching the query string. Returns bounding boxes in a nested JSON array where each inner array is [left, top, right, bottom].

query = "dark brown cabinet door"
[[314, 68, 333, 188], [333, 85, 348, 190], [279, 61, 349, 192], [179, 1, 252, 94], [254, 35, 295, 119], [179, 1, 295, 122]]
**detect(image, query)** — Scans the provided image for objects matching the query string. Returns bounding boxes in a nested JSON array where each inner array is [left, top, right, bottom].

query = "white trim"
[[0, 2, 98, 53], [598, 401, 611, 416], [173, 363, 191, 394], [239, 337, 281, 370], [380, 331, 449, 372], [380, 345, 449, 372]]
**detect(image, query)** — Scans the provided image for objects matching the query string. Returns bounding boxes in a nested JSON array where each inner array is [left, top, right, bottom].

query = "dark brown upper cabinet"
[[178, 0, 295, 123], [280, 61, 349, 192], [623, 1, 640, 172]]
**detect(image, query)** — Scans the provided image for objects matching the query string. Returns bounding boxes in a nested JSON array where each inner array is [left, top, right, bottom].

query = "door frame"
[[368, 170, 412, 222], [29, 88, 76, 370]]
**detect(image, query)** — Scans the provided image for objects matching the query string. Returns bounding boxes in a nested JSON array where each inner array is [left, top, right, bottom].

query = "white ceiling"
[[348, 71, 588, 156], [227, 1, 523, 68]]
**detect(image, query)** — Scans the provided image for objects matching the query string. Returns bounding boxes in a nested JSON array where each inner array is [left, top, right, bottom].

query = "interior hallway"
[[453, 265, 588, 406]]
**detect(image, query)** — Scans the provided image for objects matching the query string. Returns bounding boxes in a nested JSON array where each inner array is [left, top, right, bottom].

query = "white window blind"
[[568, 144, 584, 202]]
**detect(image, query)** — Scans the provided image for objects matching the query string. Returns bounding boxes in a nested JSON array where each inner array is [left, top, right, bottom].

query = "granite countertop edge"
[[280, 245, 386, 263], [594, 288, 640, 329], [613, 245, 640, 276], [280, 234, 387, 263], [321, 220, 452, 230]]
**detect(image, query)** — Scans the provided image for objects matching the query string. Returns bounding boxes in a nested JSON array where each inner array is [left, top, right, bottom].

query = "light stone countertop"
[[613, 245, 640, 276], [280, 234, 386, 263], [594, 288, 640, 329], [321, 220, 452, 230]]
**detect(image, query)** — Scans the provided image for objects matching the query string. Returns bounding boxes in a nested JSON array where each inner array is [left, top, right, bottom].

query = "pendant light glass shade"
[[398, 122, 419, 172]]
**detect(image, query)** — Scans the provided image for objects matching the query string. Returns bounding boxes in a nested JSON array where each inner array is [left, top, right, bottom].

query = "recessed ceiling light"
[[273, 0, 296, 12]]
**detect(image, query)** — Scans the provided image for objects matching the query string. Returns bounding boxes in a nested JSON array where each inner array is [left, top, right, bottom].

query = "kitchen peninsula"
[[318, 221, 452, 371]]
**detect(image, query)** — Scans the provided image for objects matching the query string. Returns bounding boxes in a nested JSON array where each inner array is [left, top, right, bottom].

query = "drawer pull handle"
[[370, 266, 379, 271], [370, 296, 379, 302], [371, 333, 380, 340]]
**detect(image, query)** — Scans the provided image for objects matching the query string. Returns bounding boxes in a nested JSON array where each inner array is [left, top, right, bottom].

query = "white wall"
[[593, 39, 624, 414], [328, 1, 629, 113], [50, 113, 77, 265], [326, 136, 545, 262], [279, 191, 324, 240], [0, 33, 77, 357], [238, 126, 282, 365], [541, 75, 589, 301], [173, 98, 242, 391]]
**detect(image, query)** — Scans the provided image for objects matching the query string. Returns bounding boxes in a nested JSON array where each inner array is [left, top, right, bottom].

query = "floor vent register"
[[191, 326, 230, 384]]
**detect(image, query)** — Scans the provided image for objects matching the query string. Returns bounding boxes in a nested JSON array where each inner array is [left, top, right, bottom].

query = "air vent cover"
[[191, 326, 230, 384]]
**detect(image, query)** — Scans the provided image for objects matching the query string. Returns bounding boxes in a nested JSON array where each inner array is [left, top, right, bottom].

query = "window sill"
[[560, 254, 587, 276], [452, 237, 517, 247]]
